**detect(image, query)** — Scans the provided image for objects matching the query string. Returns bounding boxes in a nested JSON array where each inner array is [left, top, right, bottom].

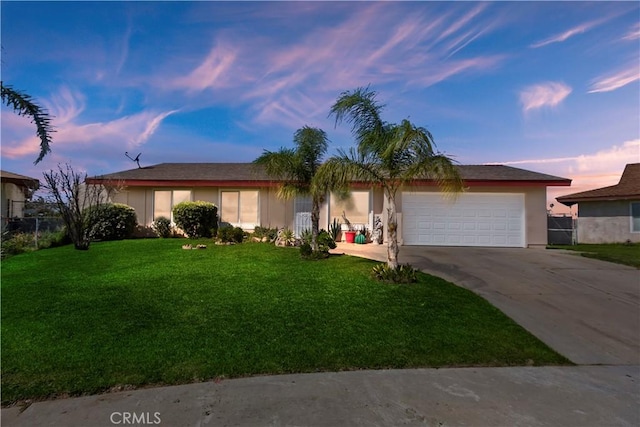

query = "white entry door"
[[294, 196, 312, 238], [402, 192, 525, 247]]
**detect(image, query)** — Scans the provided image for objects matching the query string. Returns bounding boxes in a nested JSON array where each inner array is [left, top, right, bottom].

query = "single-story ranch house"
[[557, 163, 639, 244], [88, 163, 571, 247]]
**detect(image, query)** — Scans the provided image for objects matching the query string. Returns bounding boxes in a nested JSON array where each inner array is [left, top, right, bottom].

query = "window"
[[632, 202, 640, 233], [220, 190, 259, 226], [154, 190, 191, 221], [330, 191, 370, 224]]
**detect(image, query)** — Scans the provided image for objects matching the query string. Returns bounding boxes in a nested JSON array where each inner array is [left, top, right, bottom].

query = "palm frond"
[[329, 87, 385, 147], [1, 82, 54, 164]]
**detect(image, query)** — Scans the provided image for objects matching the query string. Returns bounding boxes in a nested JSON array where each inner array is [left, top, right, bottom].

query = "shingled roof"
[[87, 163, 570, 187], [0, 170, 40, 189], [557, 163, 640, 206]]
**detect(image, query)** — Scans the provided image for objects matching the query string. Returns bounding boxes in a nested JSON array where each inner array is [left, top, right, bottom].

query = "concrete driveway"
[[336, 243, 640, 365]]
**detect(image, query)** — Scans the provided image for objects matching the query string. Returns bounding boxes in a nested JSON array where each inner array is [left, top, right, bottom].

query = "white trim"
[[218, 189, 260, 229], [630, 201, 640, 233]]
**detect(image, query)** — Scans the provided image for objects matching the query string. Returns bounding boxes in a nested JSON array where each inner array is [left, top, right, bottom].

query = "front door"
[[294, 196, 312, 238]]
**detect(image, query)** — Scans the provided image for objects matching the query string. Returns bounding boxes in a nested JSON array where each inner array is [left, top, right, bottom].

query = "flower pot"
[[344, 231, 356, 243]]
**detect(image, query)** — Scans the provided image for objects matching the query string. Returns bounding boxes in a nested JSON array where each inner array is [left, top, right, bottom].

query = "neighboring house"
[[88, 163, 571, 248], [557, 163, 640, 244], [1, 170, 40, 228]]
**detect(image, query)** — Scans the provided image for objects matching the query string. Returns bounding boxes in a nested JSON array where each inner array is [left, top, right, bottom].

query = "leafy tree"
[[1, 82, 54, 164], [317, 87, 463, 269], [254, 126, 329, 252]]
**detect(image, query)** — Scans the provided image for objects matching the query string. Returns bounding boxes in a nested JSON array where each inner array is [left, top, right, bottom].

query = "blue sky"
[[2, 1, 639, 211]]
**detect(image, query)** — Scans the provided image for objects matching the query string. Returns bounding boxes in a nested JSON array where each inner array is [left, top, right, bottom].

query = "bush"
[[88, 203, 137, 241], [152, 216, 173, 238], [1, 232, 34, 258], [300, 229, 336, 260], [37, 229, 71, 249], [172, 201, 218, 238], [252, 226, 278, 242], [217, 225, 245, 243], [299, 242, 313, 258], [371, 263, 418, 284]]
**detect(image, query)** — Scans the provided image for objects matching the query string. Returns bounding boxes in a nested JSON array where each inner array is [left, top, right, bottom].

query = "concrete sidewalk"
[[3, 366, 639, 426]]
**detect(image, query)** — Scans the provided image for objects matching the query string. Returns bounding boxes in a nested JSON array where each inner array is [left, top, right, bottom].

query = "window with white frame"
[[154, 190, 191, 222], [631, 202, 640, 232], [220, 190, 258, 227]]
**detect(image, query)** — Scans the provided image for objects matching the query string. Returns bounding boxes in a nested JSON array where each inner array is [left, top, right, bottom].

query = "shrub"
[[252, 226, 278, 242], [371, 263, 418, 284], [37, 229, 71, 249], [152, 216, 173, 238], [217, 225, 245, 243], [1, 232, 35, 258], [172, 201, 218, 238], [300, 229, 336, 259], [275, 228, 296, 246], [88, 203, 137, 241], [299, 242, 313, 258]]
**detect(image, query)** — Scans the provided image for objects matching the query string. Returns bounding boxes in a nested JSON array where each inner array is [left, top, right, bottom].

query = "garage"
[[402, 192, 525, 247]]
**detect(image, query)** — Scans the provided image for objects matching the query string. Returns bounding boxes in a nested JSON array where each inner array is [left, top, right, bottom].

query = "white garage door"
[[402, 192, 525, 247]]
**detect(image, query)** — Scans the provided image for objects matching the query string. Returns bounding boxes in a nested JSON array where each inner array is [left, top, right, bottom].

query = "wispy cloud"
[[588, 64, 639, 93], [519, 82, 572, 112], [1, 87, 177, 160], [487, 139, 640, 213], [530, 19, 603, 48], [621, 22, 640, 41], [164, 2, 503, 128], [171, 41, 238, 92]]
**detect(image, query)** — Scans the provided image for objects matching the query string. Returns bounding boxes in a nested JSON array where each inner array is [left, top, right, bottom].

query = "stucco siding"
[[1, 182, 26, 218], [577, 201, 640, 243]]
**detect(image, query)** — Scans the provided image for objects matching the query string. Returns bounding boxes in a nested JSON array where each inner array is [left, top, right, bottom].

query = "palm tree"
[[317, 87, 463, 269], [254, 126, 329, 251], [1, 81, 54, 164]]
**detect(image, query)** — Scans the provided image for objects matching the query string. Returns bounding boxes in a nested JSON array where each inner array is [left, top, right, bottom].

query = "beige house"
[[557, 163, 639, 244], [88, 163, 571, 247], [1, 170, 40, 228]]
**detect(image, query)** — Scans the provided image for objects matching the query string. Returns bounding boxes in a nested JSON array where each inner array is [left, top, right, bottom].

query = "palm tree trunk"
[[386, 189, 399, 269], [311, 197, 320, 252]]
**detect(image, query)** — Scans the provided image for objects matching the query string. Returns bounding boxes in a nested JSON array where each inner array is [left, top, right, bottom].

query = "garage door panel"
[[402, 193, 525, 247]]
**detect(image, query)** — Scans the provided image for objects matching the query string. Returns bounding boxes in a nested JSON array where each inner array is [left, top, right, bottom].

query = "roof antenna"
[[125, 152, 142, 169]]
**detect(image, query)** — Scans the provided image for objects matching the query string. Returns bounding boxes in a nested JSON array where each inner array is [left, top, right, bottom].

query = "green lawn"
[[549, 243, 640, 268], [1, 240, 569, 405]]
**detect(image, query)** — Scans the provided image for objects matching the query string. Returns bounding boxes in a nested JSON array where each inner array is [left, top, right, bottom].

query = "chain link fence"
[[1, 216, 66, 254]]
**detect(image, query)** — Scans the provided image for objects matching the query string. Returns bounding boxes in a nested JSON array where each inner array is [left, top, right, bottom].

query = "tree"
[[317, 87, 464, 269], [1, 82, 54, 164], [254, 126, 329, 252], [42, 164, 119, 250]]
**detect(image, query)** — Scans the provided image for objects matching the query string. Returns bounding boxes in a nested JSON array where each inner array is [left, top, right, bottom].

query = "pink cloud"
[[519, 82, 572, 112], [163, 2, 503, 129], [530, 19, 602, 48], [1, 87, 177, 161], [487, 140, 640, 214], [588, 64, 639, 93], [171, 41, 238, 92]]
